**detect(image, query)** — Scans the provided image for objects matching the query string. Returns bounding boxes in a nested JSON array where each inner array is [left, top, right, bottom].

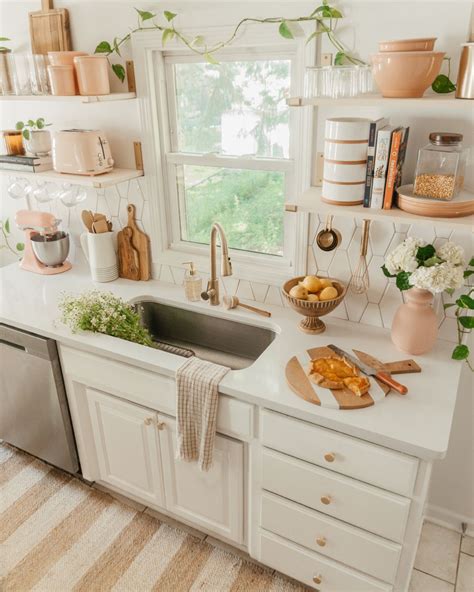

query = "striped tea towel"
[[176, 356, 230, 471]]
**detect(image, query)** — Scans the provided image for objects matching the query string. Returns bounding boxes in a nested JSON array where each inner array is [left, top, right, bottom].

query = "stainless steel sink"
[[132, 300, 276, 370]]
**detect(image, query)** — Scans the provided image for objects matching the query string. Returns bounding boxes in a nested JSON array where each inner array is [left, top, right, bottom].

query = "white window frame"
[[132, 25, 314, 284]]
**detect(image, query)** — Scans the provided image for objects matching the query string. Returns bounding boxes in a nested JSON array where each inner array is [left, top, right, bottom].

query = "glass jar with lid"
[[413, 133, 467, 200]]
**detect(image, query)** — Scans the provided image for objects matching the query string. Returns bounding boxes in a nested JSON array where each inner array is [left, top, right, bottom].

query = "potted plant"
[[15, 118, 52, 156], [382, 238, 467, 355]]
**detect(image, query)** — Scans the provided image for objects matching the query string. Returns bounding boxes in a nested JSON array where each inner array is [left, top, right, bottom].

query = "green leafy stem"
[[94, 1, 364, 83], [0, 36, 10, 52], [15, 118, 52, 141], [0, 218, 24, 258], [444, 257, 474, 371]]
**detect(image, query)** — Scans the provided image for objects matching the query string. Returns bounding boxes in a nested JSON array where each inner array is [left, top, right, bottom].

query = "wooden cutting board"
[[117, 226, 140, 281], [29, 0, 71, 55], [127, 204, 151, 281], [286, 346, 421, 410]]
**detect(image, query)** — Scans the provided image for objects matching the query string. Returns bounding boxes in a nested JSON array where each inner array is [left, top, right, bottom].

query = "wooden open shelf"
[[0, 167, 143, 189], [287, 94, 468, 107], [0, 92, 136, 103], [288, 187, 474, 231]]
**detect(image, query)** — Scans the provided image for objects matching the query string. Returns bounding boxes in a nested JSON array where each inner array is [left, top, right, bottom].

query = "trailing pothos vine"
[[94, 1, 363, 83], [0, 218, 24, 259]]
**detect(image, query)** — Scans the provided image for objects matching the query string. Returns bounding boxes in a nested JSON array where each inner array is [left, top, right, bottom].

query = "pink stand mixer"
[[15, 210, 72, 275]]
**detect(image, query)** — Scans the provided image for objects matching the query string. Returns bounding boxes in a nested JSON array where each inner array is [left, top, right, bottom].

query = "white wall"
[[1, 0, 473, 531]]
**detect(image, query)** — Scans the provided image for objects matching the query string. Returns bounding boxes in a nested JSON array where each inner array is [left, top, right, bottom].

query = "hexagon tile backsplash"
[[2, 176, 472, 344]]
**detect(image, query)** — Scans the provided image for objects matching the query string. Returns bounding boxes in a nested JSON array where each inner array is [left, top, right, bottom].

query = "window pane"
[[178, 165, 284, 256], [173, 60, 290, 158]]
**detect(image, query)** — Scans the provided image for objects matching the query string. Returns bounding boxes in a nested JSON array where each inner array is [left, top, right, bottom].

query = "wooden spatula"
[[29, 0, 71, 55]]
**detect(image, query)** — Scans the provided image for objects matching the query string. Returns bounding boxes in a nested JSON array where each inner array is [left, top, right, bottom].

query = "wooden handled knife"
[[327, 344, 408, 395]]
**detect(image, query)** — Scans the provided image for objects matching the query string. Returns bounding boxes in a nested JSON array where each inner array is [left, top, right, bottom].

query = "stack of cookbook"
[[0, 154, 53, 173]]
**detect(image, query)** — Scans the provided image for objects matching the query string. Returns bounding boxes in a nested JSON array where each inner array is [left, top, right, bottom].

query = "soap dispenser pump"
[[183, 261, 202, 302]]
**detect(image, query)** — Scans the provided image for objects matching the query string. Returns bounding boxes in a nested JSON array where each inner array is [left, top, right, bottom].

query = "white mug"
[[80, 232, 118, 282]]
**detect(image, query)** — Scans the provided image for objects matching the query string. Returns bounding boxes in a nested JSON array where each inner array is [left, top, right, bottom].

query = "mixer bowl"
[[31, 231, 70, 267]]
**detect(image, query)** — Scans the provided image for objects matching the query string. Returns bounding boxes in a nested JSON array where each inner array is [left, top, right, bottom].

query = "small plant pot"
[[24, 130, 52, 156]]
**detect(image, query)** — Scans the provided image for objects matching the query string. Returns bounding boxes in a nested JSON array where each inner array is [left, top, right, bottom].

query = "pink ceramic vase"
[[391, 288, 438, 355]]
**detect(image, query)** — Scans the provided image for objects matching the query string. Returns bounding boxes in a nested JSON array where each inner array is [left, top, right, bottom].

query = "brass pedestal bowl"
[[282, 277, 347, 334]]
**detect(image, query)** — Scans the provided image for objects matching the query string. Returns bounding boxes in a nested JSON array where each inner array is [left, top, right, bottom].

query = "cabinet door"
[[159, 416, 244, 544], [86, 388, 165, 506]]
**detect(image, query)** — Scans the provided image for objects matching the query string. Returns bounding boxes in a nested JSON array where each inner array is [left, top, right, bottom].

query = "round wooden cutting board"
[[286, 346, 391, 410]]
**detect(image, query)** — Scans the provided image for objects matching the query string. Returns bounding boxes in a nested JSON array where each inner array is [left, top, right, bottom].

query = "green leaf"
[[416, 244, 436, 263], [424, 255, 443, 267], [458, 295, 474, 309], [443, 302, 456, 310], [16, 242, 24, 252], [396, 271, 411, 291], [204, 52, 219, 65], [95, 40, 112, 54], [334, 51, 346, 65], [464, 270, 474, 278], [135, 8, 155, 21], [329, 7, 343, 18], [36, 119, 45, 129], [469, 257, 474, 267], [111, 63, 125, 83], [381, 264, 395, 278], [4, 218, 10, 234], [191, 35, 205, 47], [162, 28, 175, 46], [459, 315, 474, 329], [164, 10, 177, 22], [15, 121, 24, 130], [452, 344, 469, 360], [113, 37, 121, 57], [22, 129, 30, 140], [27, 119, 35, 127], [0, 37, 10, 41], [432, 74, 456, 94], [278, 21, 294, 40]]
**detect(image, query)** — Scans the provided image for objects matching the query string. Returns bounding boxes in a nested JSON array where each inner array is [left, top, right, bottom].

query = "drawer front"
[[260, 530, 392, 592], [261, 492, 401, 583], [262, 449, 410, 543], [261, 410, 418, 497], [60, 345, 254, 440]]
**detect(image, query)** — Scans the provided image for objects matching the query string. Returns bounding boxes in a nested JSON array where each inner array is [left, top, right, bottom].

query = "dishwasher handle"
[[0, 324, 57, 361]]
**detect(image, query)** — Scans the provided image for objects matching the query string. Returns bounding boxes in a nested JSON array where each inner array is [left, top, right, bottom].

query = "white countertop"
[[0, 258, 464, 460]]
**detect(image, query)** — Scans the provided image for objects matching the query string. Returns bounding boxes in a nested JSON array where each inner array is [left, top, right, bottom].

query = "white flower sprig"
[[58, 290, 153, 347]]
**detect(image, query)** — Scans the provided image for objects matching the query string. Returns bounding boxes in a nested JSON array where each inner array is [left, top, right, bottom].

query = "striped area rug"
[[0, 443, 308, 592]]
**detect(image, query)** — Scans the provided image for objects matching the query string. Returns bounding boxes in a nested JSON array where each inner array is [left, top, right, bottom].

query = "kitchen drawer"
[[262, 449, 410, 543], [60, 345, 254, 440], [261, 492, 401, 583], [260, 530, 391, 592], [261, 410, 418, 497]]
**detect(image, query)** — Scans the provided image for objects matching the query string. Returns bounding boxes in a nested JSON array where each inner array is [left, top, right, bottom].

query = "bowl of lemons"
[[282, 275, 346, 334]]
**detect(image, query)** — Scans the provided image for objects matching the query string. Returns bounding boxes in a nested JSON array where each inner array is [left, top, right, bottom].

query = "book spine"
[[383, 130, 403, 210], [0, 156, 40, 165], [370, 130, 393, 209], [0, 163, 51, 172], [363, 121, 378, 208]]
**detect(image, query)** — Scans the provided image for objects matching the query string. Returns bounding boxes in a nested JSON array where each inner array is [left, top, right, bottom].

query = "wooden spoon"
[[81, 210, 94, 232], [223, 295, 271, 317]]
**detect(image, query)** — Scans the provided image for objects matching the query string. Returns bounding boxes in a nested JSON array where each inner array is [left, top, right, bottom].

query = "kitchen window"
[[160, 49, 300, 273]]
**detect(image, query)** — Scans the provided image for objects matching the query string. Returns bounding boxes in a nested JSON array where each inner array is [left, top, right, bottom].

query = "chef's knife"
[[327, 344, 408, 395]]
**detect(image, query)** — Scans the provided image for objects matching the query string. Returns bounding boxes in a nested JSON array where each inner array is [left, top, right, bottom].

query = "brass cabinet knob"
[[156, 421, 166, 430], [320, 495, 332, 505], [324, 452, 336, 463], [316, 536, 326, 547], [144, 417, 153, 426], [313, 574, 322, 585]]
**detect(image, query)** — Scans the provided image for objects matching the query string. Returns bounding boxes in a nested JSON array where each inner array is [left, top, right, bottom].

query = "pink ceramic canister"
[[73, 55, 110, 96], [48, 51, 88, 66], [47, 65, 77, 96], [391, 288, 438, 355]]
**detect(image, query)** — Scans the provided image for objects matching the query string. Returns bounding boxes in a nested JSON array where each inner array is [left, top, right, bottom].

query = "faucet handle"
[[201, 281, 216, 301]]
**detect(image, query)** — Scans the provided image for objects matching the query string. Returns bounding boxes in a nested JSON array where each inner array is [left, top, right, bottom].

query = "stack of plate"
[[397, 184, 474, 218]]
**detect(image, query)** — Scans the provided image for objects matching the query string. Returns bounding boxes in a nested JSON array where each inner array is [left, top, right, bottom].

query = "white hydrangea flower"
[[437, 241, 465, 266], [409, 262, 464, 293], [385, 237, 425, 275]]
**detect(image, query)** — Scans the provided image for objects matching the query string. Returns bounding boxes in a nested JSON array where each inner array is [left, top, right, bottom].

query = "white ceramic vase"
[[24, 130, 51, 156]]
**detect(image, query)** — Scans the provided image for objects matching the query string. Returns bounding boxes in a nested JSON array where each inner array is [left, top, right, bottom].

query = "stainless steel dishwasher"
[[0, 324, 79, 473]]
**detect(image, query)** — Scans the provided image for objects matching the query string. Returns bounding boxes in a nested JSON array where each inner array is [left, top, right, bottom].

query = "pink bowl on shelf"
[[371, 51, 445, 98], [378, 38, 437, 52]]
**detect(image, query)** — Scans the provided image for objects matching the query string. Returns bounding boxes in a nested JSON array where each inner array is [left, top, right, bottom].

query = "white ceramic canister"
[[323, 117, 370, 205], [80, 232, 118, 282]]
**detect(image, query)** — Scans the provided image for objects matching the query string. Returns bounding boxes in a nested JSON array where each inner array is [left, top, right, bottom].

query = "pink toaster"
[[52, 129, 114, 176]]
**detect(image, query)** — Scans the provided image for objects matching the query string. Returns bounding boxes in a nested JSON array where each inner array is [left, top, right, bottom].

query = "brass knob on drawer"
[[324, 452, 335, 463], [320, 495, 332, 505], [156, 421, 166, 430], [144, 417, 153, 426], [313, 574, 322, 585], [316, 537, 326, 547]]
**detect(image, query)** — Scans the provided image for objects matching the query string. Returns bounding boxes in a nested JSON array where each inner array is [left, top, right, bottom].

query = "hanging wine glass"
[[7, 177, 33, 200], [31, 181, 60, 203], [59, 184, 88, 207]]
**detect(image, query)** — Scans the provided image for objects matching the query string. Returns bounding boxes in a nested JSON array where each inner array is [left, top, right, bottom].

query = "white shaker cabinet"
[[87, 387, 166, 507]]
